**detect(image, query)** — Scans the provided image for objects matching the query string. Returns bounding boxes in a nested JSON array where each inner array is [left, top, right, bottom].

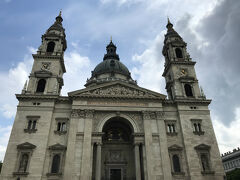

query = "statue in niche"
[[18, 154, 29, 172]]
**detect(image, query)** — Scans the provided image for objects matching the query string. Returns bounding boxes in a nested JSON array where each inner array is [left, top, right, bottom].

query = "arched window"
[[47, 41, 55, 53], [32, 120, 36, 130], [18, 153, 29, 172], [198, 123, 202, 132], [57, 122, 61, 131], [172, 154, 181, 172], [51, 154, 61, 173], [201, 154, 210, 171], [184, 84, 193, 97], [175, 48, 183, 58], [194, 123, 198, 132], [27, 120, 32, 130], [36, 79, 46, 93], [61, 122, 66, 131]]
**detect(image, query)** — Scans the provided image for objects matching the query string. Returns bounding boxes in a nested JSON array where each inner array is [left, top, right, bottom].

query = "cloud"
[[131, 31, 166, 93], [0, 47, 34, 119], [62, 51, 92, 95], [213, 107, 240, 154], [0, 126, 12, 161]]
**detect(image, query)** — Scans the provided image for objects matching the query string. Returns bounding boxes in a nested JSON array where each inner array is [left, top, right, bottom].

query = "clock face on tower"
[[180, 69, 187, 76], [41, 62, 51, 70]]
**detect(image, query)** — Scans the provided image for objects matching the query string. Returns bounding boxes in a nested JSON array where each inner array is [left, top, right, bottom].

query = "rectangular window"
[[165, 120, 177, 136], [194, 144, 214, 175], [191, 119, 204, 135], [54, 118, 69, 135], [24, 116, 40, 133]]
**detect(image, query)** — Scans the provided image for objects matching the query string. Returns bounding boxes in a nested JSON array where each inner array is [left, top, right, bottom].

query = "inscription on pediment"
[[82, 85, 156, 97]]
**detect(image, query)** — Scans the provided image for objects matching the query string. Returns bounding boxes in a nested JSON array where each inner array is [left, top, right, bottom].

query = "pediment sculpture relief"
[[82, 85, 156, 97]]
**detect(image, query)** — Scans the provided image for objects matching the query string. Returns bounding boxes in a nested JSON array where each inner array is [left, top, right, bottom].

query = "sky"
[[0, 0, 240, 161]]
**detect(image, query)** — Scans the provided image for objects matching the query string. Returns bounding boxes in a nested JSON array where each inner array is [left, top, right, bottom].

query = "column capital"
[[85, 109, 95, 118], [156, 111, 164, 119], [142, 111, 157, 120], [71, 109, 95, 118]]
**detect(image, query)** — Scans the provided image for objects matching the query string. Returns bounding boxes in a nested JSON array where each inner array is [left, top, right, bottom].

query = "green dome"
[[85, 40, 136, 87], [92, 59, 130, 77]]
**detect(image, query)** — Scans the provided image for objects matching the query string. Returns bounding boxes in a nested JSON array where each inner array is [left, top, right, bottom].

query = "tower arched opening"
[[47, 41, 55, 53], [184, 84, 193, 97], [175, 48, 183, 58], [36, 79, 46, 93]]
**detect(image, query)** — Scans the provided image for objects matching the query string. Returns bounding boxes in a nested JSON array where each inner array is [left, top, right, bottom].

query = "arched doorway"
[[95, 116, 137, 180]]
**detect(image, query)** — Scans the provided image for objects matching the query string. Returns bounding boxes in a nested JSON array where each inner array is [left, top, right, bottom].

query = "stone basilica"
[[0, 12, 225, 180]]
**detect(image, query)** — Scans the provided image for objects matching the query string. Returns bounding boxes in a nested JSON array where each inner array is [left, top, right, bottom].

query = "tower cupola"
[[103, 39, 120, 61]]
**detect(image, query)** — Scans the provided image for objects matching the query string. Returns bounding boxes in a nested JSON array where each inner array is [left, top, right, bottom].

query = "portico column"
[[134, 143, 142, 180], [95, 142, 102, 180]]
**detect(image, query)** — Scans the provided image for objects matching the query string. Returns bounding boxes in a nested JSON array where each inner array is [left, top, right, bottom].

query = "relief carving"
[[93, 112, 108, 131], [126, 112, 143, 132], [82, 84, 156, 98]]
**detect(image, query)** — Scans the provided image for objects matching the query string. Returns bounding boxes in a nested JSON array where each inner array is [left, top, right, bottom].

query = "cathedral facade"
[[0, 13, 225, 180]]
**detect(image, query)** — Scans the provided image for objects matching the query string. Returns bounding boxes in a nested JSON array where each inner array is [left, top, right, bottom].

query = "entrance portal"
[[110, 169, 121, 180], [101, 117, 135, 180]]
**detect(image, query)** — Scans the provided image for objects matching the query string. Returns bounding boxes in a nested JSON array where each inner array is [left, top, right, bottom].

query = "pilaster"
[[80, 109, 95, 180], [142, 111, 154, 180], [156, 111, 172, 180]]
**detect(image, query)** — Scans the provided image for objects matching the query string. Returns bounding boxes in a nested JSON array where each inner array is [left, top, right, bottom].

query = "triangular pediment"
[[194, 144, 211, 150], [168, 144, 183, 151], [49, 143, 67, 150], [34, 70, 52, 78], [17, 142, 36, 150], [68, 81, 166, 100]]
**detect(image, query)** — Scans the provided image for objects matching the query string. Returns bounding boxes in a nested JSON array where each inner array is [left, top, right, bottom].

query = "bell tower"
[[162, 19, 205, 100], [23, 11, 67, 95]]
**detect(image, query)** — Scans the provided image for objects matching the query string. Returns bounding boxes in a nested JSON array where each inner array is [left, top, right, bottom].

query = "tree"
[[226, 168, 240, 180]]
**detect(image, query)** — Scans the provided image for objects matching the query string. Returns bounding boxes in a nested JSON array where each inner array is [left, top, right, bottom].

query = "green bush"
[[226, 168, 240, 180]]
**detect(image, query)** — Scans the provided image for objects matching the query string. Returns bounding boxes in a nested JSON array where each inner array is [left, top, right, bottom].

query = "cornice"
[[175, 99, 211, 105], [33, 54, 63, 59], [163, 99, 211, 105], [70, 94, 164, 101], [16, 94, 70, 102]]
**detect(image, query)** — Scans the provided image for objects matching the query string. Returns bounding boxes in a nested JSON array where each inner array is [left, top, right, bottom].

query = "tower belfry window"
[[175, 48, 183, 58], [184, 84, 193, 97], [47, 41, 55, 53], [36, 79, 46, 93]]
